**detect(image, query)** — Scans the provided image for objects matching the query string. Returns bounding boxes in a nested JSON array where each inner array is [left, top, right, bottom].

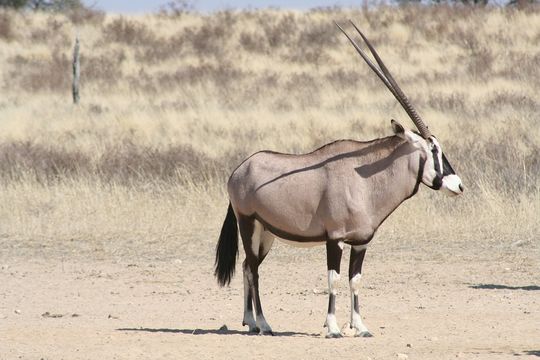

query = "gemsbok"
[[214, 22, 463, 338]]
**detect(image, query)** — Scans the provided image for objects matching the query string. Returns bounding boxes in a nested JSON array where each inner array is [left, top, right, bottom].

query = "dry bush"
[[183, 19, 233, 57], [261, 13, 298, 49], [297, 21, 338, 49], [239, 30, 267, 53], [426, 92, 468, 113], [485, 91, 539, 112], [0, 140, 238, 187], [497, 51, 540, 85], [83, 49, 125, 85], [285, 42, 330, 65], [0, 142, 91, 184], [65, 6, 105, 25], [465, 47, 494, 79], [156, 62, 250, 89], [401, 4, 480, 40], [447, 135, 539, 196], [125, 68, 158, 94], [0, 10, 15, 41], [96, 142, 215, 185], [284, 22, 339, 65], [8, 49, 70, 91], [103, 17, 157, 46], [134, 34, 185, 63], [159, 0, 195, 17], [29, 17, 70, 42], [324, 69, 369, 89], [241, 71, 280, 102]]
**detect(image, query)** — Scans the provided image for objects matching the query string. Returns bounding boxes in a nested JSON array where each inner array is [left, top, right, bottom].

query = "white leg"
[[247, 263, 273, 334], [255, 314, 273, 335], [350, 273, 372, 337], [254, 230, 274, 334], [242, 263, 257, 332], [242, 221, 273, 335], [325, 269, 342, 338]]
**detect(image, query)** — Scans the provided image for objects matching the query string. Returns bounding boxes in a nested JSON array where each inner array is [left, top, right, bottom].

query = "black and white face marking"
[[440, 154, 464, 196], [423, 137, 463, 196], [426, 137, 444, 190]]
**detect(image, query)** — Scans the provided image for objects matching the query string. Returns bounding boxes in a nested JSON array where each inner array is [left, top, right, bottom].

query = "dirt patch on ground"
[[1, 242, 538, 360]]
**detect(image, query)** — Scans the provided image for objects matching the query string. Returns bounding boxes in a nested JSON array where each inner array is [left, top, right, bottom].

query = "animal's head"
[[337, 21, 463, 196], [391, 120, 463, 196]]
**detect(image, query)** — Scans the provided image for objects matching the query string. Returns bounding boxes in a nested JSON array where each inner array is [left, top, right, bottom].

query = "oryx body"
[[214, 23, 463, 338], [230, 136, 423, 246]]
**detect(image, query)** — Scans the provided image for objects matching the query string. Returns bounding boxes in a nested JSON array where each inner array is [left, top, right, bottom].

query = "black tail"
[[214, 202, 239, 287]]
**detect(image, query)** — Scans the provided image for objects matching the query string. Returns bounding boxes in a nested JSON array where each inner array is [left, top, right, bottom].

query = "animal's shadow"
[[469, 284, 540, 291], [117, 327, 319, 337]]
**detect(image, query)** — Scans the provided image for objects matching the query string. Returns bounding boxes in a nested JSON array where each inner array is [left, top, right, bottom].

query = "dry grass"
[[0, 5, 538, 263]]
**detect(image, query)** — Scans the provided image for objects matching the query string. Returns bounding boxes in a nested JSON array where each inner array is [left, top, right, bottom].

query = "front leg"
[[324, 240, 343, 338], [349, 245, 372, 337]]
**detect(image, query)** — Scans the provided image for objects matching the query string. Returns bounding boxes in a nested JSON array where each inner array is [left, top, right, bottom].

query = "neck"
[[356, 136, 424, 229]]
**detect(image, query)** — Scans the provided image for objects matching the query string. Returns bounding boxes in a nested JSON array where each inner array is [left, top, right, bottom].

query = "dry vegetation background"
[[0, 5, 538, 265]]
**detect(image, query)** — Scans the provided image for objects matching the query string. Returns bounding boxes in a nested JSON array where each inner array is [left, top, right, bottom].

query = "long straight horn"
[[335, 21, 432, 139]]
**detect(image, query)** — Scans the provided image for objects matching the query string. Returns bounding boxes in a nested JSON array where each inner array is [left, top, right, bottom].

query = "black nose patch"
[[432, 175, 443, 190]]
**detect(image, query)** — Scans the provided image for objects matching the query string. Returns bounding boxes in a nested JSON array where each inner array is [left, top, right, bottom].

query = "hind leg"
[[242, 259, 257, 332], [252, 230, 274, 334], [239, 216, 274, 335]]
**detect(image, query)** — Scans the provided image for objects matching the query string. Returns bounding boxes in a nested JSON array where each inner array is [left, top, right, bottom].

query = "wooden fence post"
[[72, 35, 80, 104]]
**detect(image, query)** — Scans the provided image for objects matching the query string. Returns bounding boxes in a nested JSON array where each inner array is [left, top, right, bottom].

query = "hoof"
[[326, 332, 343, 339], [259, 330, 274, 336], [243, 322, 259, 333], [355, 331, 373, 338]]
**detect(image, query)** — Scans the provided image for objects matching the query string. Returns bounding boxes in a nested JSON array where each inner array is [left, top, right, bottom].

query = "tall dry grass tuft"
[[103, 17, 157, 46], [8, 49, 71, 92], [0, 10, 15, 41], [0, 5, 538, 263]]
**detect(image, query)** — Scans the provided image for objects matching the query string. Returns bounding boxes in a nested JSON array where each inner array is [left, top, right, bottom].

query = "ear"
[[391, 119, 405, 135], [391, 119, 423, 148]]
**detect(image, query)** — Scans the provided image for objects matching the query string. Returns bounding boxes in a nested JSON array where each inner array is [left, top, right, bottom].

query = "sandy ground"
[[1, 237, 539, 360]]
